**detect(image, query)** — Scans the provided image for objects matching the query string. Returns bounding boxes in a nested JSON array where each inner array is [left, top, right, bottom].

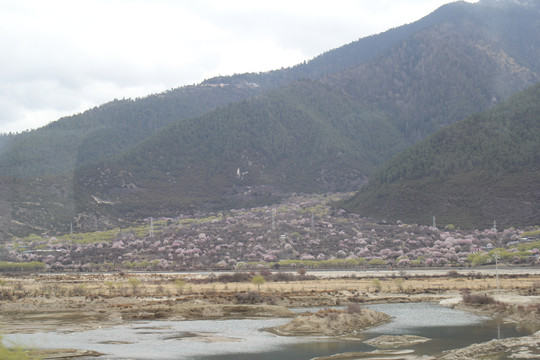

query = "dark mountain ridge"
[[342, 81, 540, 229]]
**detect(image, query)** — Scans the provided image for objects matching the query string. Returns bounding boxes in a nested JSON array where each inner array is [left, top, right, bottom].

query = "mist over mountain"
[[1, 0, 539, 236]]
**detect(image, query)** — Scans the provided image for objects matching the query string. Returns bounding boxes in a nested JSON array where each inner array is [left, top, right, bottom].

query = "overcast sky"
[[0, 0, 477, 133]]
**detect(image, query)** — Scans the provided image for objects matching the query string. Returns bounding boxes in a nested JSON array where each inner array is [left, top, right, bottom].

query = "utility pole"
[[149, 217, 154, 237], [494, 254, 500, 293], [271, 208, 276, 241], [432, 216, 436, 229]]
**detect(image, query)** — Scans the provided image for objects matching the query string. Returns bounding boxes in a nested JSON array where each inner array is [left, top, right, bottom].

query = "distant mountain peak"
[[479, 0, 539, 9]]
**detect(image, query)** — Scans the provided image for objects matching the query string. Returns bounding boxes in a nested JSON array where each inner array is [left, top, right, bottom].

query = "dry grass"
[[1, 271, 539, 336], [0, 272, 539, 300]]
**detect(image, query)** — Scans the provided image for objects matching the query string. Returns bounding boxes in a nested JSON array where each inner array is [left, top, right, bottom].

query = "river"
[[3, 303, 533, 359]]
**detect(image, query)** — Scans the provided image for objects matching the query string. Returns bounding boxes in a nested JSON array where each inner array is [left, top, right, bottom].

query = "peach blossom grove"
[[2, 194, 539, 272]]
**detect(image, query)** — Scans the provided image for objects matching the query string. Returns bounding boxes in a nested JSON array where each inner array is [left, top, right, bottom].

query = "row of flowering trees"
[[2, 194, 538, 272]]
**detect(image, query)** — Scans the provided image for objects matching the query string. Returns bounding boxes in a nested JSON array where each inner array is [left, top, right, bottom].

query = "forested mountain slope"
[[70, 1, 540, 230], [0, 1, 445, 179], [4, 0, 538, 179], [1, 0, 540, 236], [342, 82, 540, 229], [72, 81, 406, 224], [0, 4, 447, 236], [0, 85, 263, 178]]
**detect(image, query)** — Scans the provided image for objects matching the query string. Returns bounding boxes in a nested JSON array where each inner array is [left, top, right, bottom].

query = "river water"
[[3, 303, 532, 360]]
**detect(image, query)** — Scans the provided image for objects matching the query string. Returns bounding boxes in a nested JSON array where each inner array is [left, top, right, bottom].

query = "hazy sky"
[[1, 0, 477, 133]]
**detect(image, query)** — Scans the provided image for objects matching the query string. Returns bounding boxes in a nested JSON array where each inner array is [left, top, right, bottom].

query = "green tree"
[[251, 275, 266, 292], [174, 279, 186, 294], [128, 278, 141, 295], [468, 252, 490, 266]]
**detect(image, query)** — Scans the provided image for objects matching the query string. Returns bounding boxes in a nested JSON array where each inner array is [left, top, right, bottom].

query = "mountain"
[[1, 0, 540, 236], [341, 82, 540, 229], [72, 81, 406, 225], [6, 0, 537, 179], [0, 85, 265, 179], [1, 5, 440, 237], [0, 5, 443, 179], [71, 0, 540, 230]]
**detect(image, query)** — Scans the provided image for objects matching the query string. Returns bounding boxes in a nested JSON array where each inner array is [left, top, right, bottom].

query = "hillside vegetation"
[[0, 0, 435, 179], [72, 81, 405, 223], [72, 1, 540, 229], [3, 193, 539, 272], [342, 82, 540, 229]]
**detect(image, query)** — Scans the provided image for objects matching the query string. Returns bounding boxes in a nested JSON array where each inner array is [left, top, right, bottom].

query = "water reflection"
[[203, 303, 530, 360], [363, 303, 529, 359], [366, 302, 487, 333]]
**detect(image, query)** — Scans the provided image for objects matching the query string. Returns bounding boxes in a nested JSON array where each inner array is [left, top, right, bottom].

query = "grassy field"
[[1, 270, 539, 300]]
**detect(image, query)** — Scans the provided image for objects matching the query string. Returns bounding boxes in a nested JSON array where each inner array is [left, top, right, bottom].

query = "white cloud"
[[0, 0, 473, 133]]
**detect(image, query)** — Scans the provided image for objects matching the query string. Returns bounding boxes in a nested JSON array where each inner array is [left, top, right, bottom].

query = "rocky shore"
[[439, 330, 540, 359]]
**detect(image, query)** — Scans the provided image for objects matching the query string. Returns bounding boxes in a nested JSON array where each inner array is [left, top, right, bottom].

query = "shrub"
[[346, 303, 362, 314], [467, 271, 483, 279], [0, 262, 46, 272], [71, 284, 87, 296], [218, 272, 251, 283], [529, 303, 540, 314], [174, 279, 186, 294], [371, 278, 382, 292], [462, 291, 497, 305], [235, 291, 261, 304], [273, 272, 295, 282], [368, 259, 386, 266], [128, 278, 142, 294], [259, 268, 272, 278]]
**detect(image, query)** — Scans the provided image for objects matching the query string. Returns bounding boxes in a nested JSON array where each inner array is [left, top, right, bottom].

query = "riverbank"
[[439, 330, 540, 359], [1, 271, 539, 358], [1, 271, 539, 331]]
